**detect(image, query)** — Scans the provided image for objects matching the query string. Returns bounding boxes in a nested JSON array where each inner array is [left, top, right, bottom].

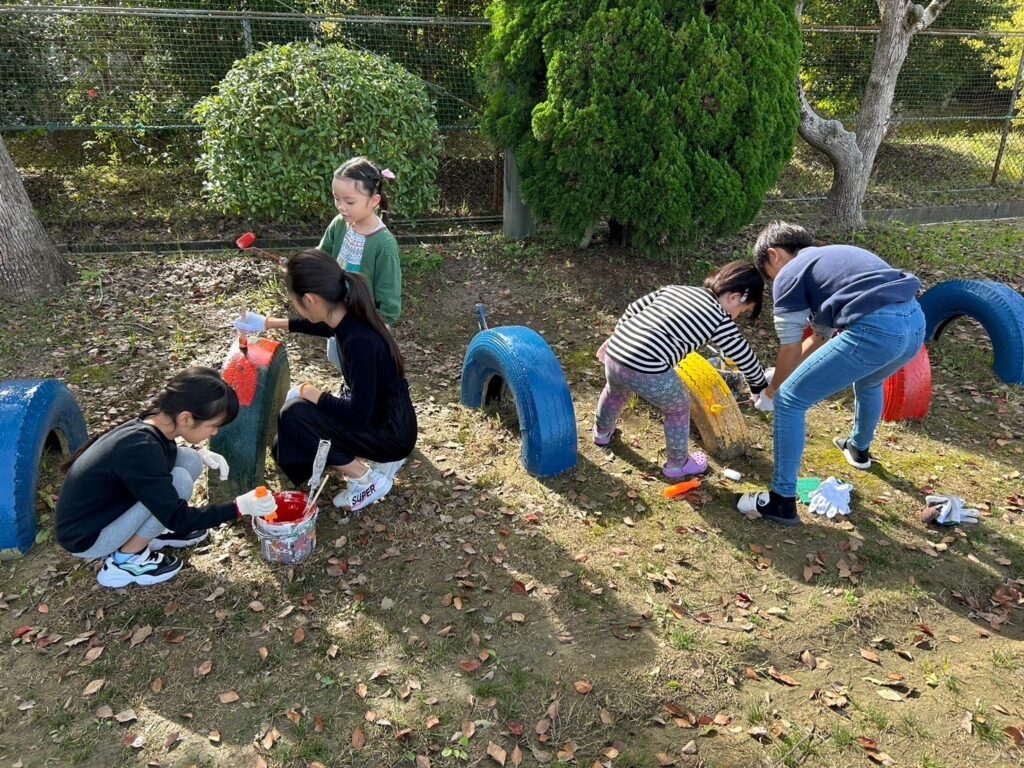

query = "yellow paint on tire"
[[675, 353, 748, 459]]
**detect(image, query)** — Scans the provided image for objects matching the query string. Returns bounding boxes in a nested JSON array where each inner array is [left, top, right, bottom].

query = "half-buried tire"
[[461, 326, 577, 477], [209, 339, 290, 501], [675, 353, 748, 460], [920, 279, 1024, 385], [882, 345, 932, 422], [0, 379, 88, 557]]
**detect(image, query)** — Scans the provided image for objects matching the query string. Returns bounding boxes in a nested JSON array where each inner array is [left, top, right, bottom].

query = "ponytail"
[[286, 249, 406, 376]]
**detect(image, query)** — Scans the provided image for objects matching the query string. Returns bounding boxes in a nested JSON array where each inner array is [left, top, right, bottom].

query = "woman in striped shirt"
[[594, 261, 769, 478]]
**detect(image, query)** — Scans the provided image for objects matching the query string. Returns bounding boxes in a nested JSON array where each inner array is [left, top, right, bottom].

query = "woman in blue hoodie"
[[736, 221, 925, 525]]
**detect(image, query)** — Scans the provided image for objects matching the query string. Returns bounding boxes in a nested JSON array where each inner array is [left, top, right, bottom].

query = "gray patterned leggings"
[[595, 357, 692, 463]]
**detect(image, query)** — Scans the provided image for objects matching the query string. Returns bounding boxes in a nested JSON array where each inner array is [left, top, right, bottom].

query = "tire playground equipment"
[[0, 380, 88, 558], [802, 326, 932, 423], [920, 279, 1024, 385], [461, 309, 577, 477], [882, 345, 932, 422], [209, 338, 290, 501], [674, 353, 748, 460]]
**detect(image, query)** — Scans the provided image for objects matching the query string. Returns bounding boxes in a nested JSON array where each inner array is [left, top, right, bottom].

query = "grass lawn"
[[0, 220, 1022, 768]]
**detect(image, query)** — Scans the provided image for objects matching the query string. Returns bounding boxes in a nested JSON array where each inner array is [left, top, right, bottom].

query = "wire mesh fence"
[[2, 1, 1024, 223]]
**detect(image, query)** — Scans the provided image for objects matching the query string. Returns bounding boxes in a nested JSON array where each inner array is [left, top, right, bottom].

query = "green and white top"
[[318, 215, 402, 325]]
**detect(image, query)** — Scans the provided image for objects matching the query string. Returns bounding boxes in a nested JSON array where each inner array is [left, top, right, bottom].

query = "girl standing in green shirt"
[[319, 157, 402, 370]]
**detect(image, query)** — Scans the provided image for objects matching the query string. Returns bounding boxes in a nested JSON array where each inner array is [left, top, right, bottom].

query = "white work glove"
[[197, 448, 230, 481], [236, 488, 278, 518], [808, 476, 853, 518], [286, 383, 303, 402], [925, 495, 980, 525], [754, 390, 775, 412], [234, 310, 266, 333]]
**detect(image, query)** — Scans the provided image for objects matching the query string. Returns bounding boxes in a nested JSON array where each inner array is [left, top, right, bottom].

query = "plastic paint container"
[[252, 491, 318, 564]]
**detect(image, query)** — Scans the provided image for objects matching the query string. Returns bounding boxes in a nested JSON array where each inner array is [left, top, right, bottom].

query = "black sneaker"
[[150, 529, 210, 550], [734, 490, 802, 526], [96, 549, 183, 588], [833, 437, 872, 470]]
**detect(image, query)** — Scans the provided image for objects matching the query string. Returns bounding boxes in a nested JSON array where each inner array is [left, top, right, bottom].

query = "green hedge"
[[482, 0, 801, 246], [194, 42, 439, 219]]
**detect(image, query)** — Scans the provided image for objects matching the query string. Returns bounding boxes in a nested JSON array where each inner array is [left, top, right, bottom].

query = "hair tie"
[[381, 168, 396, 180]]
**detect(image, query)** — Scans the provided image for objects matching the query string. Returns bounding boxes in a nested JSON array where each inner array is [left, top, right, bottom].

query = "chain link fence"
[[2, 1, 1024, 223]]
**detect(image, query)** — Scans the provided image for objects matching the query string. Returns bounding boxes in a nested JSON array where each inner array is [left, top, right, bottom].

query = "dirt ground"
[[1, 222, 1022, 768]]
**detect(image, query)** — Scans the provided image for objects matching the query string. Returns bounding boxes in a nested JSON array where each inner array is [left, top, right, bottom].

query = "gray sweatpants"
[[71, 447, 204, 560]]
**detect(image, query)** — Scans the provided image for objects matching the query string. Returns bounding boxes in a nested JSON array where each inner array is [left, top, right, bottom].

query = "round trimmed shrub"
[[482, 0, 801, 247], [194, 43, 439, 219]]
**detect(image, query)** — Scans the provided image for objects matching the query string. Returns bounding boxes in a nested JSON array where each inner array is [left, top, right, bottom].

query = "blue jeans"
[[772, 299, 926, 497]]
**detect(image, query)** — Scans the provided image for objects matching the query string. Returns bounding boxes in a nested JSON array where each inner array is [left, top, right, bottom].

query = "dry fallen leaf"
[[767, 666, 800, 687], [351, 726, 366, 750], [416, 757, 431, 768], [258, 646, 269, 661], [486, 742, 507, 765], [95, 705, 114, 719], [261, 727, 281, 750], [654, 753, 676, 766], [860, 648, 881, 665], [149, 677, 164, 694], [114, 709, 137, 724], [600, 708, 614, 725], [876, 688, 903, 702], [129, 625, 153, 647], [293, 627, 306, 644], [573, 680, 593, 694], [82, 679, 105, 696], [801, 650, 816, 670], [248, 600, 265, 612], [163, 731, 181, 751], [197, 659, 213, 677], [217, 690, 240, 704], [208, 729, 221, 744], [84, 645, 104, 663]]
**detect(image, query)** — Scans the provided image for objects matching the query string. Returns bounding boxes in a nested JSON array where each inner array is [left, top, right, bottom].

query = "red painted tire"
[[208, 338, 290, 501], [882, 345, 932, 422]]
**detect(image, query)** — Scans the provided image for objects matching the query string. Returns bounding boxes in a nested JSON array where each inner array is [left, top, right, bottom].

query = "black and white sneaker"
[[96, 548, 183, 588], [833, 437, 872, 470], [150, 529, 209, 551], [735, 491, 802, 526]]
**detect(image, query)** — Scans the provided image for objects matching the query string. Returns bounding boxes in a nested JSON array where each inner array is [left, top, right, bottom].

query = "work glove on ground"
[[924, 494, 980, 526], [808, 476, 853, 518]]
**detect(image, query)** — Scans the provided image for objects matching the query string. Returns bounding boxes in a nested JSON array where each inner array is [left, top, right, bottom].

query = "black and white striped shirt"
[[606, 286, 768, 392]]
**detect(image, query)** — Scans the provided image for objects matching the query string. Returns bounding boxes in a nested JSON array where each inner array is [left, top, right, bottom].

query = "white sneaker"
[[333, 470, 394, 512], [370, 458, 407, 481], [96, 548, 183, 588]]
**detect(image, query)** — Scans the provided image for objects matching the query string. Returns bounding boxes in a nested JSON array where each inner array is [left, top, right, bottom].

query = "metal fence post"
[[502, 147, 535, 239], [241, 0, 254, 56], [992, 44, 1024, 185]]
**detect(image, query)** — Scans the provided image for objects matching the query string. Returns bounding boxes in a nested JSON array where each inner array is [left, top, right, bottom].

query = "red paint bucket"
[[252, 491, 318, 564]]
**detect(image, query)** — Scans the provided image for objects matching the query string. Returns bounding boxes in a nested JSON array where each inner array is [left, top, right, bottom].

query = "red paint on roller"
[[236, 232, 257, 249], [222, 338, 279, 407], [882, 345, 932, 422]]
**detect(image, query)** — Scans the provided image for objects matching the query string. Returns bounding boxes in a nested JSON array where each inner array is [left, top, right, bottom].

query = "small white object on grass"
[[722, 469, 742, 481]]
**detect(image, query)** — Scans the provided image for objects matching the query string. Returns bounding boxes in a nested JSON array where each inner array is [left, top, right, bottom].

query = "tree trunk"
[[796, 0, 952, 230], [0, 137, 71, 301]]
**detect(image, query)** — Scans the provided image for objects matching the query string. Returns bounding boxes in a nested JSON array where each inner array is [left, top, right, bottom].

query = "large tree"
[[0, 137, 71, 301], [797, 0, 955, 229]]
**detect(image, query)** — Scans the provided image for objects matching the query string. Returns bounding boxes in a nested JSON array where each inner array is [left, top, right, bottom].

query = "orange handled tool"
[[663, 478, 701, 499]]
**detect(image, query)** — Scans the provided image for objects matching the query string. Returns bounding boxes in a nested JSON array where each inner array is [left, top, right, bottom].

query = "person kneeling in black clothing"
[[235, 249, 417, 512]]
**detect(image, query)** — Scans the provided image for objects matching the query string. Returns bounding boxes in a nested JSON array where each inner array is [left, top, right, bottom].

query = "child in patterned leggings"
[[594, 261, 770, 479]]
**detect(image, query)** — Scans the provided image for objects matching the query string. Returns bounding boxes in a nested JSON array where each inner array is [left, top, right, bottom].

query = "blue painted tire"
[[461, 327, 577, 477], [0, 380, 88, 557], [920, 279, 1024, 385]]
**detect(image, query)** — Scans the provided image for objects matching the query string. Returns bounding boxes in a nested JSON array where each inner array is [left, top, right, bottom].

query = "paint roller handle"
[[475, 303, 488, 331]]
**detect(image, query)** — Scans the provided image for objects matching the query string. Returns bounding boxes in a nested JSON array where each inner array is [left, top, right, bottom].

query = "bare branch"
[[914, 0, 952, 32], [796, 75, 860, 167]]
